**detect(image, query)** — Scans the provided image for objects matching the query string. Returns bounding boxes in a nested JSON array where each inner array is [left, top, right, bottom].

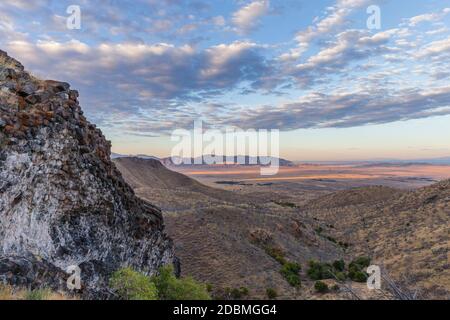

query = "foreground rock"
[[0, 50, 176, 298]]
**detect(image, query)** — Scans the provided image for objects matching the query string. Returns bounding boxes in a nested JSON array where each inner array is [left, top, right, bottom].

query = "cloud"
[[0, 0, 49, 10], [1, 0, 450, 138], [408, 8, 450, 26], [280, 0, 372, 61], [4, 39, 270, 134], [232, 0, 270, 34], [291, 29, 395, 86], [224, 85, 450, 130], [212, 15, 226, 27]]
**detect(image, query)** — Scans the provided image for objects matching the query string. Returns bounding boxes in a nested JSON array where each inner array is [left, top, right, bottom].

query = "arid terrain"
[[115, 158, 450, 300]]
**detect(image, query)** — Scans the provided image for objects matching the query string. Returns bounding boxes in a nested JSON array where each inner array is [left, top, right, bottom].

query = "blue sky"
[[1, 0, 450, 160]]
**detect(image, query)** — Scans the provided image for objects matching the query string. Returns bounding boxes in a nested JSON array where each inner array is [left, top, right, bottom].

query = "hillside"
[[302, 182, 450, 299], [116, 157, 449, 299], [115, 157, 344, 299]]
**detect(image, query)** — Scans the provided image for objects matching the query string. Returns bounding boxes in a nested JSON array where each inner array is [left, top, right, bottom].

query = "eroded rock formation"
[[0, 50, 176, 298]]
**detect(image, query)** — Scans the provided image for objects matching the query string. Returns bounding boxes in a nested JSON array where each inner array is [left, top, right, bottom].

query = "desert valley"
[[114, 157, 450, 299]]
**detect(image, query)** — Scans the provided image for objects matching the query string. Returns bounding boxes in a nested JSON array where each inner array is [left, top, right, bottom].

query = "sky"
[[1, 0, 450, 161]]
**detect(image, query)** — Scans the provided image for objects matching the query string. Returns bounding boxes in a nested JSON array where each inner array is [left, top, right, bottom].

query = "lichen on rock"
[[0, 50, 176, 298]]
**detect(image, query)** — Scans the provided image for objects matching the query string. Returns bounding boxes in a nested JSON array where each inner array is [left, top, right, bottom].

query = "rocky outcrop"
[[0, 50, 176, 298]]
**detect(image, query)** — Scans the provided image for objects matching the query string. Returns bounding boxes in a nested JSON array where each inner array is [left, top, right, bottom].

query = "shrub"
[[239, 287, 249, 296], [229, 287, 249, 300], [152, 266, 211, 300], [331, 284, 340, 292], [333, 259, 345, 272], [24, 288, 52, 300], [350, 257, 371, 269], [335, 272, 347, 281], [348, 257, 371, 282], [110, 267, 158, 300], [265, 246, 287, 265], [266, 288, 278, 300], [338, 241, 350, 250], [280, 262, 301, 287], [314, 281, 329, 294], [348, 271, 368, 282], [307, 260, 333, 280], [249, 228, 273, 245]]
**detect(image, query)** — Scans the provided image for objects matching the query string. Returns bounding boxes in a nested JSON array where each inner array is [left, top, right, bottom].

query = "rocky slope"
[[302, 182, 450, 299], [0, 50, 176, 298]]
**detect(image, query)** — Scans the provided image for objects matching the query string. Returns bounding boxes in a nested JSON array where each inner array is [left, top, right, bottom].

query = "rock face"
[[0, 50, 176, 298]]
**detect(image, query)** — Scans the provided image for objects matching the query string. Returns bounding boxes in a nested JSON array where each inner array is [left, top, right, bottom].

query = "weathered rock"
[[0, 51, 176, 298]]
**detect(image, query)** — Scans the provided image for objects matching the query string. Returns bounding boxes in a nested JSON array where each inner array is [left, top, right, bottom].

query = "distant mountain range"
[[293, 157, 450, 166], [111, 153, 295, 167]]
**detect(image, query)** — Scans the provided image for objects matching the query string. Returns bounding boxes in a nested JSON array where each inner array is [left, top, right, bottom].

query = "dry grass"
[[0, 284, 76, 300]]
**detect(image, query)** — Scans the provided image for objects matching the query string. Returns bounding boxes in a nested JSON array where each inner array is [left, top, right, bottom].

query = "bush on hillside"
[[110, 266, 211, 300], [280, 262, 301, 287], [307, 260, 334, 280], [332, 259, 345, 272], [110, 267, 158, 300], [265, 246, 287, 265], [314, 281, 329, 294], [266, 288, 278, 300], [152, 266, 211, 300], [348, 257, 371, 282]]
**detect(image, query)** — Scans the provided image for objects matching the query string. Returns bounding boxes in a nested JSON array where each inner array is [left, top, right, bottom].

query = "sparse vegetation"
[[227, 287, 250, 300], [325, 235, 337, 243], [314, 281, 329, 294], [280, 262, 302, 287], [272, 201, 297, 208], [338, 241, 350, 250], [265, 246, 287, 265], [152, 266, 211, 300], [266, 288, 278, 300], [307, 257, 371, 283], [331, 284, 340, 292], [307, 260, 334, 280], [335, 272, 346, 281], [0, 284, 14, 300], [332, 259, 345, 272], [216, 287, 251, 300], [110, 267, 158, 300], [249, 228, 273, 246], [110, 266, 211, 300], [0, 284, 71, 300], [24, 288, 53, 300], [348, 257, 371, 283]]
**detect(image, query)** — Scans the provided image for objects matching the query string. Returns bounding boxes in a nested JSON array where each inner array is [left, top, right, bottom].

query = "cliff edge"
[[0, 50, 176, 298]]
